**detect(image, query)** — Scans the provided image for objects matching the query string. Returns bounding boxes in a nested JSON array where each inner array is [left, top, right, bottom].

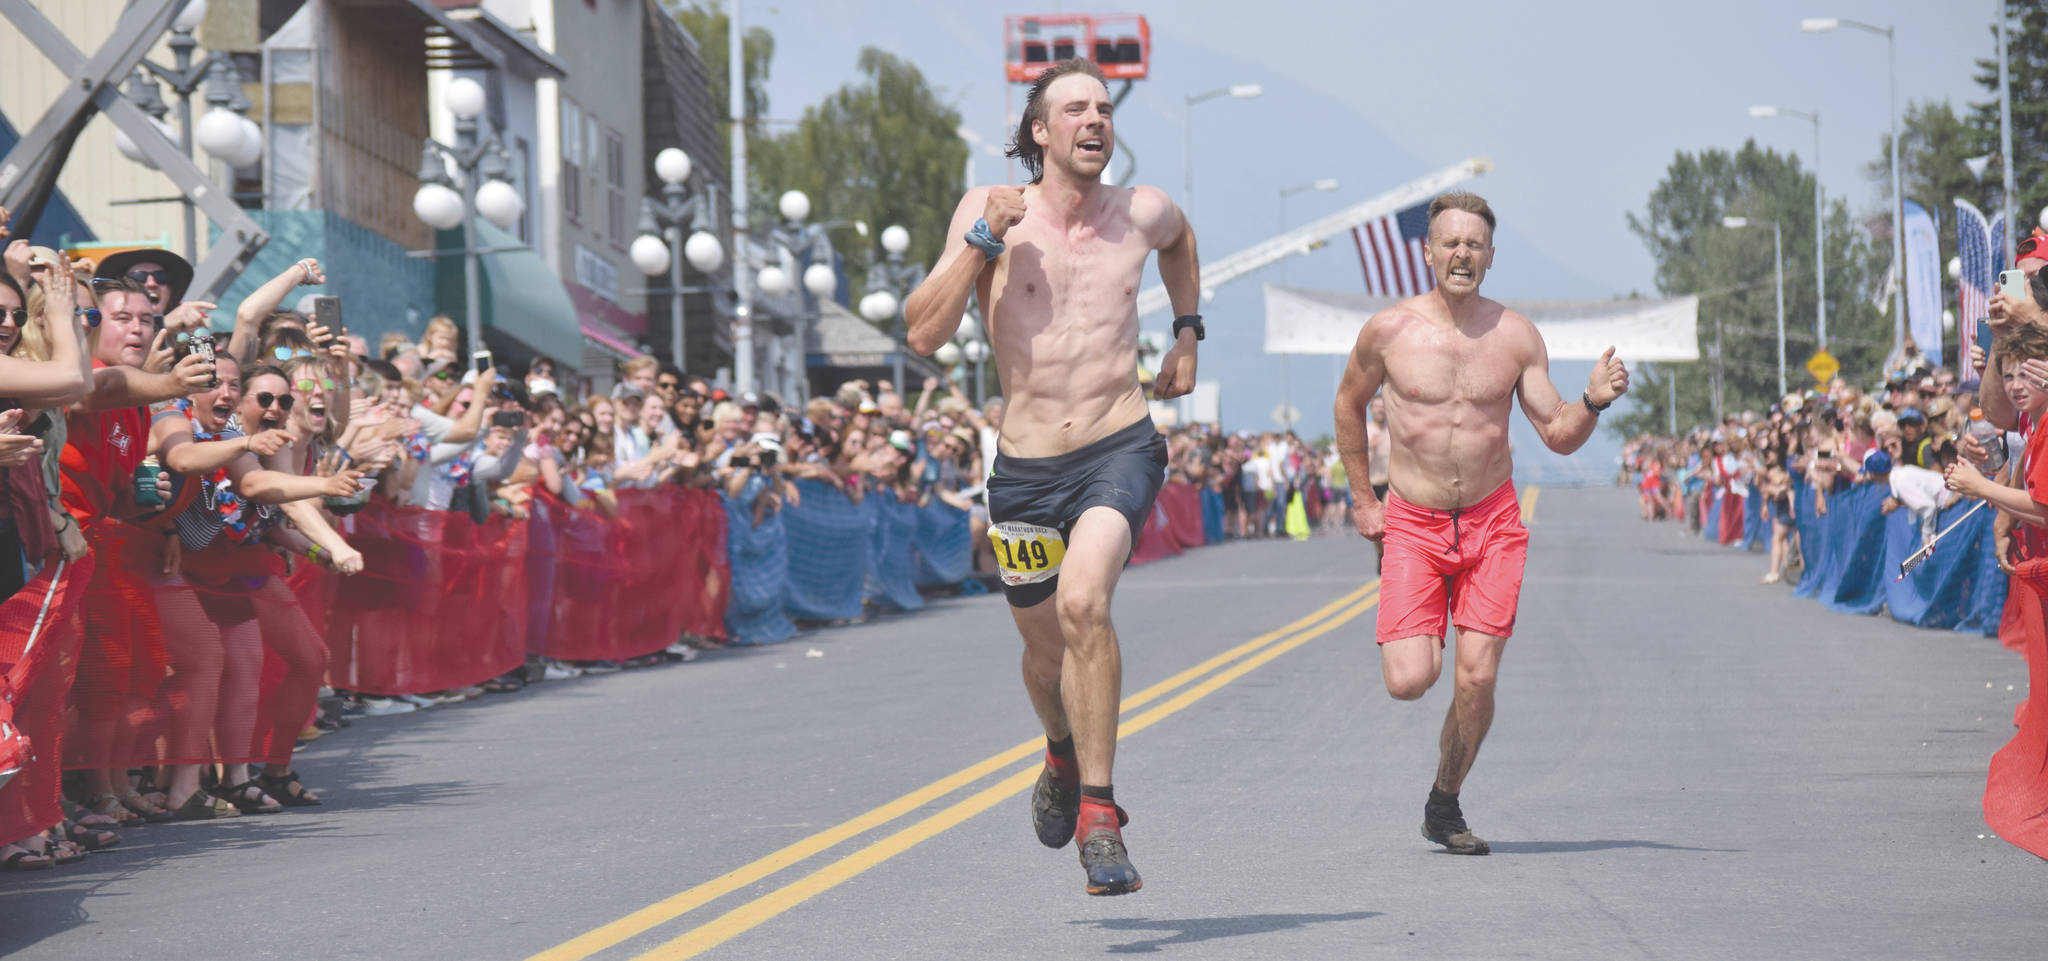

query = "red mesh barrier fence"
[[0, 555, 93, 844], [538, 488, 729, 661], [1157, 483, 1205, 550], [322, 503, 528, 696], [1987, 564, 2048, 859], [64, 520, 178, 771], [1130, 500, 1181, 566]]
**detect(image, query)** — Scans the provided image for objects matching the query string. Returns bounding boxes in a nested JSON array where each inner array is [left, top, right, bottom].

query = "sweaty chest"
[[1387, 336, 1520, 406], [995, 226, 1149, 316]]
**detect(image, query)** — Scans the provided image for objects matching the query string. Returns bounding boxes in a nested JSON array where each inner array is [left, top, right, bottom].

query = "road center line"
[[1520, 485, 1541, 523], [524, 580, 1380, 961], [630, 590, 1382, 961]]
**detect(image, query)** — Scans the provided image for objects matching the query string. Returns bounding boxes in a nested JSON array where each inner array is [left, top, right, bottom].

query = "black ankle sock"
[[1080, 783, 1114, 803], [1047, 736, 1076, 760], [1426, 787, 1461, 818]]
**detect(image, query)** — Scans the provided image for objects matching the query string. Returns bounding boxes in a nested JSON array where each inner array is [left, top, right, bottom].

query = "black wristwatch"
[[1172, 314, 1205, 342], [1582, 391, 1611, 414]]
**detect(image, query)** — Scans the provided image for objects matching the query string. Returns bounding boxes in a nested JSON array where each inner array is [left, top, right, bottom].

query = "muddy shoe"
[[1030, 752, 1080, 849], [1421, 811, 1490, 855], [1078, 827, 1143, 895]]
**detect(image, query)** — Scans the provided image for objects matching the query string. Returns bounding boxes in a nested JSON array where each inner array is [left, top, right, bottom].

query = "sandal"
[[114, 791, 176, 823], [60, 818, 120, 852], [168, 788, 241, 821], [85, 793, 142, 826], [257, 769, 321, 807], [214, 779, 284, 815], [0, 842, 53, 871], [43, 836, 86, 865]]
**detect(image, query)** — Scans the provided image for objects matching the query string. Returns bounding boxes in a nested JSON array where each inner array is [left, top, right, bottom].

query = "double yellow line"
[[527, 579, 1383, 961]]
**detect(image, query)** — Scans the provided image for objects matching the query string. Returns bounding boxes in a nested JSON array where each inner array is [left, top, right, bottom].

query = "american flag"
[[1956, 199, 1993, 387], [1352, 201, 1436, 297]]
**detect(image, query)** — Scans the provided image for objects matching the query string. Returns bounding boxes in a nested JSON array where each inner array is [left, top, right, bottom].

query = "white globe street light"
[[756, 265, 792, 297], [859, 290, 900, 323], [412, 182, 465, 230], [963, 340, 988, 363], [779, 190, 811, 223], [113, 116, 182, 169], [1948, 256, 1963, 281], [803, 262, 837, 298], [684, 231, 724, 272], [445, 77, 486, 121], [474, 179, 524, 230], [2038, 205, 2048, 233], [630, 234, 671, 277], [224, 116, 263, 169], [956, 311, 980, 343], [195, 106, 245, 161], [933, 342, 963, 367], [881, 225, 910, 256], [654, 147, 692, 186], [173, 0, 208, 32]]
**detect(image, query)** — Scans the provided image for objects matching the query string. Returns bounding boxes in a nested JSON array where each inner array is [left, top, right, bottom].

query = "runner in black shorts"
[[901, 58, 1204, 895], [986, 418, 1168, 608]]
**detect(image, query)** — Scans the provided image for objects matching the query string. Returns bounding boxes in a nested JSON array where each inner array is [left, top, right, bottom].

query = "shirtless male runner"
[[1332, 192, 1629, 855], [903, 58, 1201, 895]]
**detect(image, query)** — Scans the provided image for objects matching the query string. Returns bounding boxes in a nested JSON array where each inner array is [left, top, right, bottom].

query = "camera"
[[491, 410, 524, 429]]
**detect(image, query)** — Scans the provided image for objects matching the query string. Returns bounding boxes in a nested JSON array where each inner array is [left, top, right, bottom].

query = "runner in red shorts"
[[1332, 191, 1630, 855]]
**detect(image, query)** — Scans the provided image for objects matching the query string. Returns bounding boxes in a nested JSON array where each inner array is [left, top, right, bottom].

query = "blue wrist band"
[[965, 218, 1005, 261]]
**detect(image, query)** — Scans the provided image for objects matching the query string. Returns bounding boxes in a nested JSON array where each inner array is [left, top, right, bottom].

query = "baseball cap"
[[888, 429, 913, 452], [2018, 230, 2048, 267], [750, 431, 784, 453], [1862, 449, 1893, 474], [1897, 407, 1927, 425]]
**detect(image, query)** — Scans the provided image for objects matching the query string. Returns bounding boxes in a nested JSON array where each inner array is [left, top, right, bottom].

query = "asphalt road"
[[1, 486, 2037, 961]]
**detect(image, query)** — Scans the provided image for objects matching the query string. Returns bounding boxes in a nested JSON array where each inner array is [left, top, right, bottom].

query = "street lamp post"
[[1726, 216, 1787, 397], [412, 77, 523, 360], [1749, 105, 1825, 350], [1183, 83, 1261, 222], [763, 190, 844, 402], [115, 0, 264, 258], [860, 224, 925, 396], [631, 147, 725, 374], [1803, 16, 1902, 355]]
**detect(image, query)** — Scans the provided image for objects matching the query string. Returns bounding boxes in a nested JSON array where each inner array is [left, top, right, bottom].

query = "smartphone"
[[472, 349, 494, 375], [2002, 268, 2028, 301], [490, 409, 523, 429], [312, 295, 343, 337], [1818, 451, 1835, 460]]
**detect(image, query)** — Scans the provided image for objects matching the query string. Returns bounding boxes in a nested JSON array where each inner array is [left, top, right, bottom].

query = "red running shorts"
[[1376, 479, 1528, 646]]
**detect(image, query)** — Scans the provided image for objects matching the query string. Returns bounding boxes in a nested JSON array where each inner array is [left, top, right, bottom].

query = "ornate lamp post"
[[411, 77, 523, 358], [630, 147, 725, 373], [859, 224, 925, 395]]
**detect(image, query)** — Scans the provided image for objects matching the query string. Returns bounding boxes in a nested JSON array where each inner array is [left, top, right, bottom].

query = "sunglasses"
[[697, 418, 715, 430], [431, 368, 457, 381], [127, 269, 172, 286], [273, 346, 315, 360], [253, 392, 295, 412], [0, 308, 24, 326], [294, 377, 337, 392], [657, 380, 682, 391], [74, 306, 101, 327]]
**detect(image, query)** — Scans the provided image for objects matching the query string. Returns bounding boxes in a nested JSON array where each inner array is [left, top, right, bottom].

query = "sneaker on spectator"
[[399, 694, 441, 709], [542, 661, 583, 681], [665, 642, 701, 662], [358, 697, 417, 717], [457, 685, 486, 699], [581, 660, 622, 675]]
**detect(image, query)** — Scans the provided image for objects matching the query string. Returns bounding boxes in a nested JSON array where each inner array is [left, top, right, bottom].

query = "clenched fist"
[[983, 186, 1027, 241]]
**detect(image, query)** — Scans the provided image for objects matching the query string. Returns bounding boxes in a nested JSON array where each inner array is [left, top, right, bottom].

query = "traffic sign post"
[[1805, 349, 1838, 387]]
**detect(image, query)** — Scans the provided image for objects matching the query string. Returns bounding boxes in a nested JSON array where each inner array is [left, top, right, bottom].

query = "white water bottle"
[[1967, 408, 2008, 474]]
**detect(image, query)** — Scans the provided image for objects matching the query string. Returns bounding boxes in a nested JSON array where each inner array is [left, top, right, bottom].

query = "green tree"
[[669, 1, 775, 160], [1617, 141, 1886, 438], [1867, 99, 1994, 358], [1971, 2, 2048, 235], [751, 48, 968, 306]]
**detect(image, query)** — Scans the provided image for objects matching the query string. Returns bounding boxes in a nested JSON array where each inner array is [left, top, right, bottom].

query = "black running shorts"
[[985, 417, 1168, 608]]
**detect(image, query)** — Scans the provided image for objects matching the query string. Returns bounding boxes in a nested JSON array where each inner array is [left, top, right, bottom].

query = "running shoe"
[[355, 697, 416, 717], [541, 661, 583, 681], [1075, 803, 1140, 896], [1030, 752, 1081, 849], [1421, 809, 1490, 855]]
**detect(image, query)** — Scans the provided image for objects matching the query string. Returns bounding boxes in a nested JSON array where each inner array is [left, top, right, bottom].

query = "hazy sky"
[[745, 0, 1993, 456]]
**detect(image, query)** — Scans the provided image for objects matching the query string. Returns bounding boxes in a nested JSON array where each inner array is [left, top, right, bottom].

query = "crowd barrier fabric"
[[323, 504, 528, 695], [1986, 565, 2048, 860], [542, 488, 730, 661], [724, 478, 796, 646], [781, 480, 869, 623], [1158, 483, 1207, 551], [912, 500, 972, 588], [1200, 486, 1225, 545], [1789, 479, 2002, 635], [0, 556, 93, 844], [864, 492, 925, 614], [1130, 501, 1181, 566]]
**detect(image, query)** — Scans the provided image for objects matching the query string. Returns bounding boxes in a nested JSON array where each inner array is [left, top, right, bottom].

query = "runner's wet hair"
[[1005, 58, 1109, 185], [1427, 191, 1496, 242]]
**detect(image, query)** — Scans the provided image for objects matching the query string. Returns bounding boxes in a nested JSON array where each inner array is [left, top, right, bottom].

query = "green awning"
[[433, 220, 584, 364]]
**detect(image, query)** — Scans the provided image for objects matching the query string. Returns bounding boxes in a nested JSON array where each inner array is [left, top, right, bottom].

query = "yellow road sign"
[[1805, 349, 1839, 385]]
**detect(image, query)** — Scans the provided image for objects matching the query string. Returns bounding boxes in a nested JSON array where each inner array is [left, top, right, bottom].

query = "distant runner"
[[1332, 192, 1629, 854], [903, 58, 1202, 895]]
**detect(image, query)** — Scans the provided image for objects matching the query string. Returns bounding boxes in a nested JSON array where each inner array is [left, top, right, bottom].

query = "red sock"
[[1075, 797, 1124, 843], [1044, 749, 1078, 780]]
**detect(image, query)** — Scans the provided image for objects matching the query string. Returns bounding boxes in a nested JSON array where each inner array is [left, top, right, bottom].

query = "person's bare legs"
[[1051, 507, 1132, 788], [1012, 598, 1070, 743], [1435, 628, 1506, 795]]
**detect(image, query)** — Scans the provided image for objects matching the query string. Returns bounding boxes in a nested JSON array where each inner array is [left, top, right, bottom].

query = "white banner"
[[1263, 285, 1700, 361], [1902, 200, 1944, 367]]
